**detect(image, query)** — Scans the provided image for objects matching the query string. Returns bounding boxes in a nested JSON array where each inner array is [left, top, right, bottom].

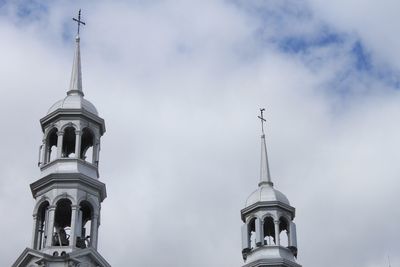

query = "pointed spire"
[[257, 108, 273, 187], [68, 9, 86, 96], [67, 36, 84, 96]]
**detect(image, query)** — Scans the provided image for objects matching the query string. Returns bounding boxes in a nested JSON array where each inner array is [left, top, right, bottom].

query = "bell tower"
[[13, 10, 111, 267], [240, 109, 301, 267]]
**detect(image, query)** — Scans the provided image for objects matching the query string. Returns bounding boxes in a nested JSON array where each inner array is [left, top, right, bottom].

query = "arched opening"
[[248, 218, 256, 249], [80, 128, 94, 163], [46, 128, 58, 163], [77, 201, 93, 248], [52, 199, 72, 246], [62, 127, 76, 158], [35, 201, 49, 250], [263, 216, 275, 245], [279, 217, 289, 247]]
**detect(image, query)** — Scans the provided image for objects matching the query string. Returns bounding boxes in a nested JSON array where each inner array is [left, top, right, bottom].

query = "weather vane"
[[73, 9, 86, 35], [258, 108, 266, 134]]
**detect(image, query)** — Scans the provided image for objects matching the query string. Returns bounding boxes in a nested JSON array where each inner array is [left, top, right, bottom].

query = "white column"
[[241, 224, 250, 251], [93, 138, 100, 165], [274, 220, 280, 246], [90, 213, 99, 249], [255, 218, 263, 246], [46, 145, 51, 163], [289, 222, 297, 248], [38, 144, 43, 166], [45, 206, 56, 247], [74, 131, 81, 159], [76, 209, 82, 238], [42, 206, 49, 249], [31, 214, 38, 249], [41, 138, 47, 164], [56, 131, 64, 158], [70, 205, 80, 248]]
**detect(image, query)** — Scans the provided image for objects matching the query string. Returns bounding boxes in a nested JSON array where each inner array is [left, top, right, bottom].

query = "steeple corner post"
[[288, 222, 298, 257], [30, 214, 38, 249], [90, 212, 100, 249], [56, 130, 64, 158], [69, 204, 80, 249], [255, 218, 263, 247], [44, 205, 56, 248], [74, 130, 82, 158]]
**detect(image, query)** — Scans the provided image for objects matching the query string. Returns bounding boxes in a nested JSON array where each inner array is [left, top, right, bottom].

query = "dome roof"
[[245, 183, 290, 208], [47, 94, 98, 115]]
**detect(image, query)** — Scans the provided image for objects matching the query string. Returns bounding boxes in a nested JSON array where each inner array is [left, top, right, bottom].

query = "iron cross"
[[73, 9, 86, 35], [258, 108, 266, 134]]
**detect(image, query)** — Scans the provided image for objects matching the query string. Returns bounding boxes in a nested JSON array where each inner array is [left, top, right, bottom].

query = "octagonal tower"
[[13, 12, 110, 267]]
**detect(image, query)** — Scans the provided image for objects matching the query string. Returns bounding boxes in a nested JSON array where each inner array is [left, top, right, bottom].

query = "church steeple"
[[240, 109, 301, 267], [13, 10, 110, 267]]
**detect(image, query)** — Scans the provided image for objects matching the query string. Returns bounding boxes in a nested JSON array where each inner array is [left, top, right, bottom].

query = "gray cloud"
[[1, 1, 399, 266]]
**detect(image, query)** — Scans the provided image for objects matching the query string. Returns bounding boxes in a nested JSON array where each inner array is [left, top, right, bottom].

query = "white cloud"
[[1, 1, 399, 266]]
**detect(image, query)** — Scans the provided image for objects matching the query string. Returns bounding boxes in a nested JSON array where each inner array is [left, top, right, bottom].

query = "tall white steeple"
[[13, 10, 110, 267], [67, 35, 84, 96], [240, 109, 301, 267]]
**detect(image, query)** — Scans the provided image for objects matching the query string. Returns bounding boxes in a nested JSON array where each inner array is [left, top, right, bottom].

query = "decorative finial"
[[73, 9, 86, 36], [258, 108, 266, 135]]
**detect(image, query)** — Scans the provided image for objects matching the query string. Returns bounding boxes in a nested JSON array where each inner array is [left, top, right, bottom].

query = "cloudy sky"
[[0, 0, 399, 266]]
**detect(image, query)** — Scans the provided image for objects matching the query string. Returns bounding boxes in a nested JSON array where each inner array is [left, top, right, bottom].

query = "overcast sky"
[[0, 1, 399, 266]]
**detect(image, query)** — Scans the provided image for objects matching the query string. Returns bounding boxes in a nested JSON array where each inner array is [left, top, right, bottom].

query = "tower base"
[[13, 247, 111, 267]]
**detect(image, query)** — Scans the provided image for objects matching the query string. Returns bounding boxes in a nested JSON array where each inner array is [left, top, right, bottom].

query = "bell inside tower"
[[80, 128, 94, 163], [248, 218, 256, 249], [34, 201, 50, 250], [62, 127, 76, 158], [52, 199, 72, 246], [46, 128, 58, 162], [279, 217, 289, 247], [263, 217, 276, 245], [77, 200, 93, 248]]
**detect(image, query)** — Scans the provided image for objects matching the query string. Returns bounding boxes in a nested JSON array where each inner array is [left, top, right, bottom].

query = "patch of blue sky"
[[233, 0, 400, 93], [351, 41, 372, 72], [277, 30, 345, 54], [231, 0, 312, 22], [14, 0, 47, 21], [260, 14, 400, 92], [345, 40, 400, 90], [0, 0, 48, 25]]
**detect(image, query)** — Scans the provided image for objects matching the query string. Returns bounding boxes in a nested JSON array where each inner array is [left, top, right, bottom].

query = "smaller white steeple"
[[258, 108, 272, 186], [240, 109, 301, 267]]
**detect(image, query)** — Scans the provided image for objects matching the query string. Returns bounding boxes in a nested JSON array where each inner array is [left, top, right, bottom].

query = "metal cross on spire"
[[73, 9, 86, 35], [258, 108, 266, 134]]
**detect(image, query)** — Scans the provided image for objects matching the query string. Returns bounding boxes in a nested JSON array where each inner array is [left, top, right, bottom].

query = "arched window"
[[52, 199, 72, 246], [77, 201, 93, 248], [248, 218, 256, 249], [263, 216, 275, 245], [34, 201, 49, 250], [62, 127, 76, 158], [46, 128, 58, 162], [80, 128, 94, 163], [279, 217, 289, 247]]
